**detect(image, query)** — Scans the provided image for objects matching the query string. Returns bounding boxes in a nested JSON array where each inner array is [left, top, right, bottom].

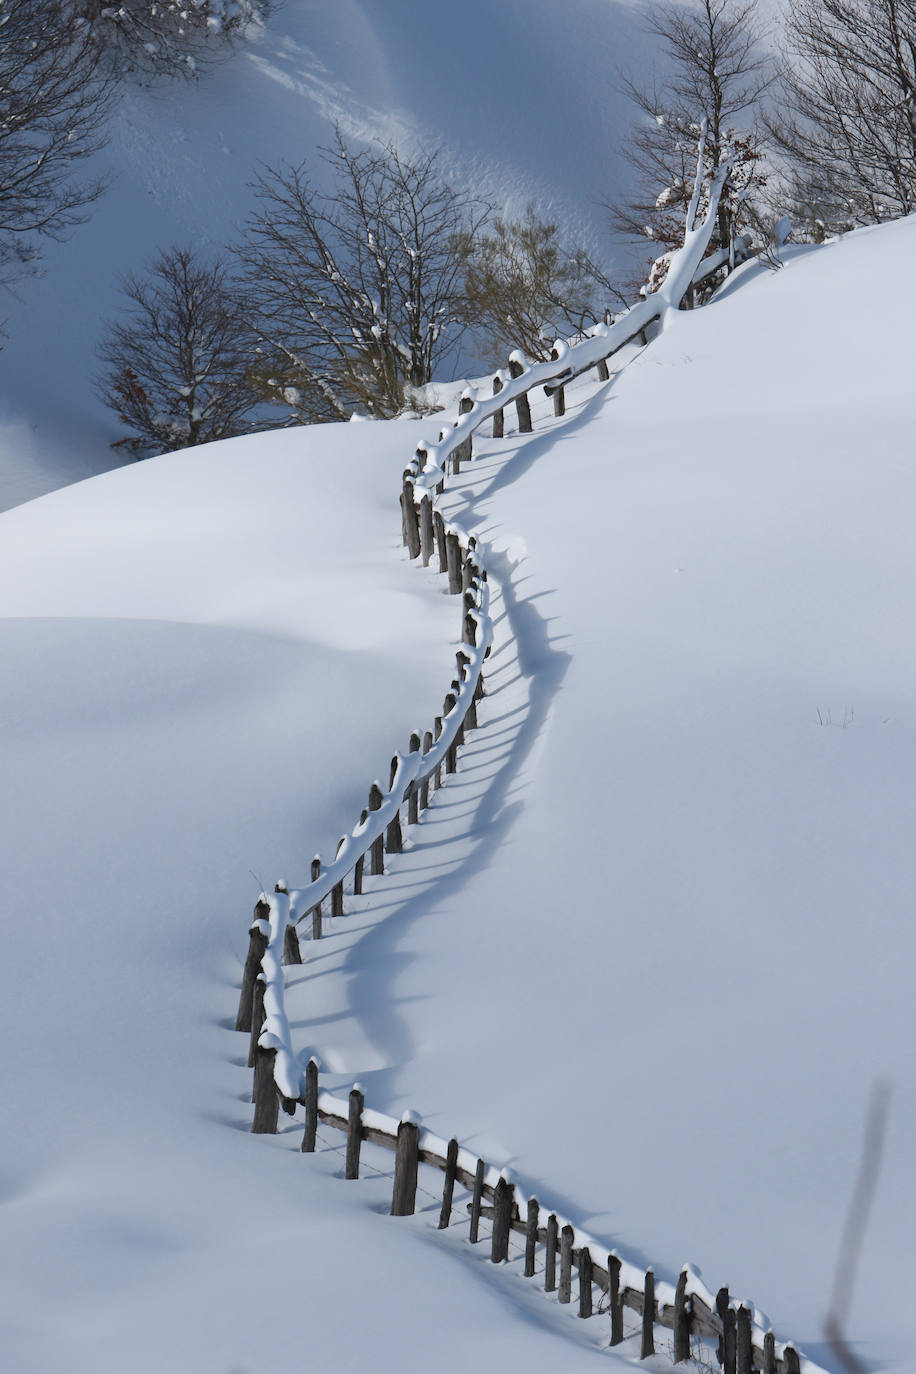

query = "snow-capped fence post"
[[559, 1225, 574, 1303], [453, 393, 474, 471], [391, 1113, 419, 1216], [762, 1331, 776, 1374], [492, 374, 505, 438], [491, 1175, 513, 1262], [332, 837, 346, 917], [408, 733, 421, 824], [595, 356, 610, 382], [469, 1158, 485, 1243], [445, 531, 462, 594], [419, 493, 434, 566], [385, 756, 403, 855], [524, 1197, 539, 1276], [438, 1137, 459, 1229], [301, 1056, 319, 1153], [276, 883, 303, 966], [420, 730, 433, 810], [310, 856, 323, 939], [673, 1267, 691, 1362], [251, 1047, 280, 1133], [641, 1268, 656, 1358], [737, 1304, 752, 1374], [236, 903, 270, 1031], [433, 717, 443, 789], [608, 1253, 624, 1345], [579, 1246, 593, 1318], [783, 1344, 800, 1374], [463, 592, 477, 647], [443, 692, 458, 773], [549, 352, 567, 417], [354, 809, 368, 894], [545, 1214, 559, 1291], [434, 509, 448, 573], [458, 653, 477, 729], [369, 783, 385, 874], [345, 1085, 364, 1179], [401, 476, 421, 559], [508, 357, 533, 433], [248, 975, 266, 1069]]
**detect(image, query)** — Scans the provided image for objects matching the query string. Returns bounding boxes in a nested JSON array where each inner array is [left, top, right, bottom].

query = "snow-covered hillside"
[[2, 215, 913, 1372], [0, 0, 643, 512]]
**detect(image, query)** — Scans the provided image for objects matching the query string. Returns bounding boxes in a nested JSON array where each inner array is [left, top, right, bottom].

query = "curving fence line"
[[230, 167, 819, 1374]]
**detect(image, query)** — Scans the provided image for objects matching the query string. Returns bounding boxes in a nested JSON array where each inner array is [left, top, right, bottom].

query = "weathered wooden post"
[[524, 1197, 539, 1277], [724, 1305, 737, 1374], [400, 476, 421, 559], [579, 1246, 593, 1318], [345, 1084, 364, 1180], [385, 756, 403, 854], [276, 883, 302, 966], [595, 356, 610, 381], [737, 1305, 752, 1374], [491, 1175, 513, 1263], [391, 1112, 420, 1216], [445, 530, 462, 594], [552, 383, 566, 417], [248, 976, 266, 1069], [763, 1331, 776, 1374], [420, 731, 433, 810], [452, 393, 474, 472], [545, 1214, 559, 1292], [674, 1267, 691, 1362], [236, 903, 270, 1031], [310, 855, 322, 940], [463, 591, 477, 647], [419, 493, 434, 566], [641, 1268, 655, 1358], [559, 1225, 574, 1303], [433, 717, 443, 789], [301, 1056, 318, 1153], [408, 732, 421, 825], [469, 1158, 485, 1243], [492, 374, 505, 438], [354, 810, 368, 894], [508, 358, 532, 433], [608, 1253, 623, 1345], [433, 509, 448, 574], [369, 782, 384, 875], [443, 692, 458, 773], [457, 652, 477, 729], [716, 1286, 730, 1367], [332, 836, 346, 917], [784, 1345, 800, 1374], [438, 1137, 459, 1229], [251, 1046, 280, 1134]]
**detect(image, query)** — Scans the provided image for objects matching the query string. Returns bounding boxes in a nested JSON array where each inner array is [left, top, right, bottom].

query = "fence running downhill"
[[230, 164, 820, 1374]]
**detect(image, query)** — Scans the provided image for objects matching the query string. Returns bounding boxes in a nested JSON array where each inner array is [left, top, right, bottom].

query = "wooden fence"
[[230, 195, 813, 1374]]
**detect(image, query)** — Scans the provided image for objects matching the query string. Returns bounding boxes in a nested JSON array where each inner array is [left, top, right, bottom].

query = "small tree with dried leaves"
[[97, 246, 260, 456], [458, 207, 618, 364]]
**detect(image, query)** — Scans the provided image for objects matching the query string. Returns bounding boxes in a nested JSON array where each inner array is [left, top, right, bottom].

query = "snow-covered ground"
[[269, 219, 916, 1371]]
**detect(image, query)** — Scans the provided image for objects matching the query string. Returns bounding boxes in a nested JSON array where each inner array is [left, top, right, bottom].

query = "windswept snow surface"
[[0, 422, 627, 1372], [273, 219, 916, 1371]]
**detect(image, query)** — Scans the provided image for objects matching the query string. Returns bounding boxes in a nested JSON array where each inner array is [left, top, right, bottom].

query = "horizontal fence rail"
[[231, 158, 820, 1374]]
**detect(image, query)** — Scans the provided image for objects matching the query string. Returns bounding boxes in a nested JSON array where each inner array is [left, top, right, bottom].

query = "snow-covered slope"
[[269, 219, 916, 1370], [0, 0, 642, 511]]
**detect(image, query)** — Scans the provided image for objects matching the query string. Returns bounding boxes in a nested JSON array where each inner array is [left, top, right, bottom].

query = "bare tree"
[[458, 207, 620, 364], [97, 246, 260, 456], [237, 133, 489, 422], [612, 0, 772, 288], [80, 0, 271, 80], [0, 0, 114, 284], [769, 0, 916, 232]]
